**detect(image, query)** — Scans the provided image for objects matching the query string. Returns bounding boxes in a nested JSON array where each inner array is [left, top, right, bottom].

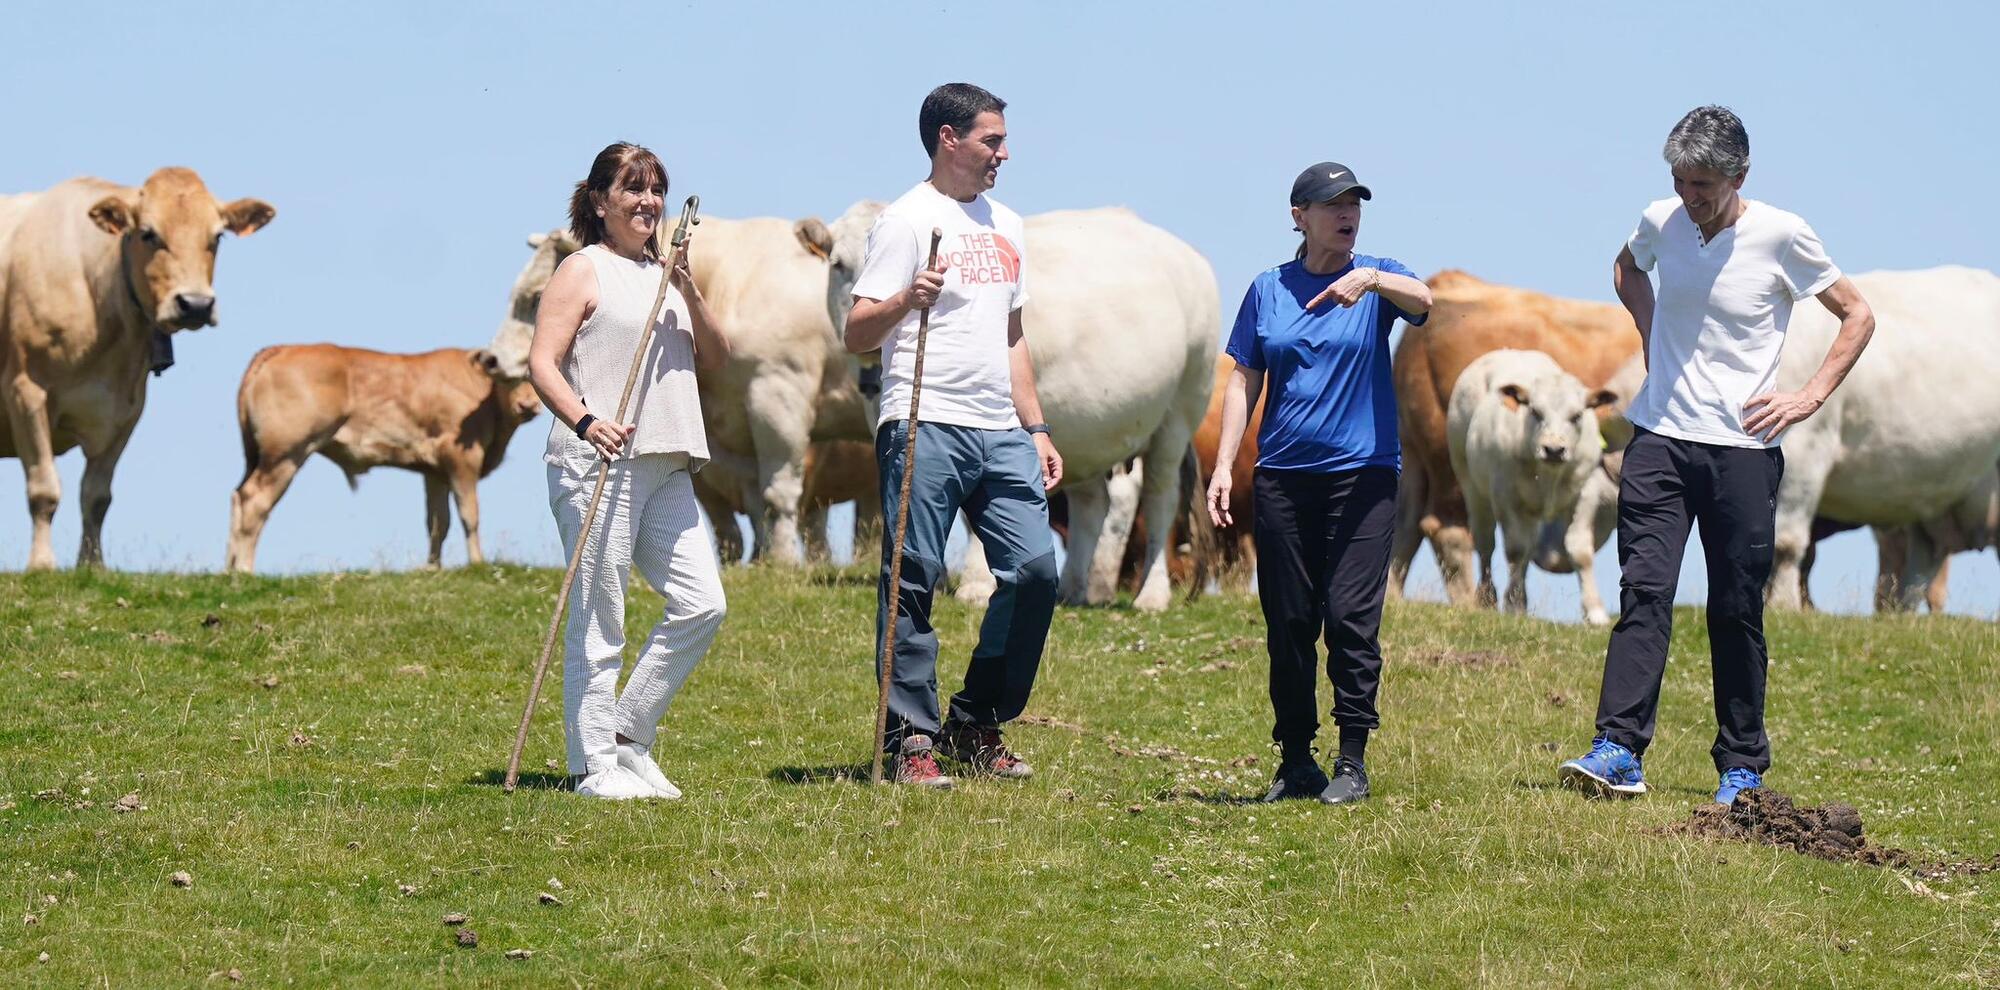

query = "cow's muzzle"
[[857, 363, 882, 399], [170, 292, 216, 327]]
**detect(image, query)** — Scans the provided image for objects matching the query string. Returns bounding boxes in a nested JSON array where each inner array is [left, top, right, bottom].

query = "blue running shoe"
[[1715, 767, 1762, 805], [1558, 737, 1647, 798]]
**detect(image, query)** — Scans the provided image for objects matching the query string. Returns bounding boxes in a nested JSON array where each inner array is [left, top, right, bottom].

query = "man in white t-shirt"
[[1560, 106, 1877, 805], [843, 82, 1065, 789]]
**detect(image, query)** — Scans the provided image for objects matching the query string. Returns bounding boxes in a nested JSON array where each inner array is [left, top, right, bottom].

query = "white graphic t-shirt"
[[1623, 197, 1842, 449], [851, 182, 1028, 431]]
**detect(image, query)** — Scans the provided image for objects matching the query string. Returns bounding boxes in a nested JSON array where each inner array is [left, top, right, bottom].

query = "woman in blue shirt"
[[1206, 162, 1433, 805]]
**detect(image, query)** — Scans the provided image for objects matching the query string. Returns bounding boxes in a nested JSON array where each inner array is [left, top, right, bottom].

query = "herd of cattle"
[[3, 166, 1996, 621]]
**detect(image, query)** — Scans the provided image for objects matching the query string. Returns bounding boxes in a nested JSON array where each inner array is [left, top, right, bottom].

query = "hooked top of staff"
[[667, 195, 701, 252]]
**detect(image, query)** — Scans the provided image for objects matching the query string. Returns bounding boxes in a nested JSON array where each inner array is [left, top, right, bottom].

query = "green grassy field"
[[2, 564, 1996, 987]]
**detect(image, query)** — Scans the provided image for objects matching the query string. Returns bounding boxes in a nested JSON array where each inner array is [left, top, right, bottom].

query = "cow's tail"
[[1179, 440, 1218, 602], [235, 347, 280, 486]]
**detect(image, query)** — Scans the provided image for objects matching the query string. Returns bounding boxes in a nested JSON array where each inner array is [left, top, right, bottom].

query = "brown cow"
[[1389, 271, 1640, 605], [225, 345, 539, 573], [1191, 353, 1261, 589], [693, 439, 879, 564], [0, 168, 274, 569]]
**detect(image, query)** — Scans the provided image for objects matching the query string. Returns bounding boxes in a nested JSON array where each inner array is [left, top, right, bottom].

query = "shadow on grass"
[[1155, 789, 1267, 806], [1517, 777, 1713, 800], [468, 769, 572, 791], [806, 568, 877, 588], [768, 764, 875, 786]]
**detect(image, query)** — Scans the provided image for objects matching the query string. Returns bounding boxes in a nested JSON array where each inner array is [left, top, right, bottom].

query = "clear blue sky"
[[4, 1, 1994, 618]]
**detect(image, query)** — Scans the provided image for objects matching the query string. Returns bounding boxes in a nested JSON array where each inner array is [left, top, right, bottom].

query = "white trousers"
[[548, 452, 726, 775]]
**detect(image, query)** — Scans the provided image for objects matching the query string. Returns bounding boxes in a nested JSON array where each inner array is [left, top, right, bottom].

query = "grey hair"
[[1662, 105, 1750, 177]]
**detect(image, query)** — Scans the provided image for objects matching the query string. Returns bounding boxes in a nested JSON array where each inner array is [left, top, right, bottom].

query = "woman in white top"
[[527, 142, 731, 800]]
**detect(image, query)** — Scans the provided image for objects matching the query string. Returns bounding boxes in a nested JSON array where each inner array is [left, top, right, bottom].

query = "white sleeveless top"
[[544, 243, 709, 471]]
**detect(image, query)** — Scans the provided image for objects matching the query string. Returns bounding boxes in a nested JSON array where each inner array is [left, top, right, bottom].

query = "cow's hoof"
[[954, 584, 995, 608], [1584, 611, 1611, 627], [1132, 584, 1171, 612]]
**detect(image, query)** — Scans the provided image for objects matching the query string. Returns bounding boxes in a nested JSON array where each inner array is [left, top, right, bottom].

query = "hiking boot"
[[938, 720, 1034, 779], [891, 734, 954, 789], [1263, 760, 1331, 802], [1320, 756, 1370, 805], [1558, 736, 1648, 798], [1715, 767, 1763, 805]]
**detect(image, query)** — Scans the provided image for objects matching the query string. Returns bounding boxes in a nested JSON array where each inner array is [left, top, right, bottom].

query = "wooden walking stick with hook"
[[871, 227, 945, 785], [504, 195, 702, 793]]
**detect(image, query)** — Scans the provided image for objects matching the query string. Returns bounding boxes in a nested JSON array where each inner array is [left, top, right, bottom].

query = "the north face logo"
[[944, 231, 1020, 285]]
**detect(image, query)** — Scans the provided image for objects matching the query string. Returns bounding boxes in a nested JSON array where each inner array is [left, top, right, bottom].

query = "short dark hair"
[[919, 83, 1006, 159], [568, 142, 669, 256]]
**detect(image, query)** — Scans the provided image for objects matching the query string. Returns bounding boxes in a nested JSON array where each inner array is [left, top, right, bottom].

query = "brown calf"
[[226, 345, 539, 572]]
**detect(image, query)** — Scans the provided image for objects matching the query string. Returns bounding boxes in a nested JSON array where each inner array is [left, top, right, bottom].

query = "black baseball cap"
[[1290, 162, 1372, 206]]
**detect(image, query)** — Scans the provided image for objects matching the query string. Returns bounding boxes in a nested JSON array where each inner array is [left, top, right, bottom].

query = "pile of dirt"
[[1667, 789, 2000, 879]]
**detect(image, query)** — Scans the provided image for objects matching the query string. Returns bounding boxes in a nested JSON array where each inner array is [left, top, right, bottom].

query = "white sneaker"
[[575, 765, 653, 800], [617, 743, 683, 800]]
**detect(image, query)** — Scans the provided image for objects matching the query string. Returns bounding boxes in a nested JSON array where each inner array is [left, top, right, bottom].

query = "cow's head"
[[88, 167, 274, 332], [471, 348, 542, 425], [800, 200, 889, 424], [1496, 369, 1615, 466], [486, 228, 581, 380]]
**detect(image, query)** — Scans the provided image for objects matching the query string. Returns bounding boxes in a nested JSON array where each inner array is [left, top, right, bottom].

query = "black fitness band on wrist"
[[574, 413, 597, 439], [1024, 423, 1051, 436]]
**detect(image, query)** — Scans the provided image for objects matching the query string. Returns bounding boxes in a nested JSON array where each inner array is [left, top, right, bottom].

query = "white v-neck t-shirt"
[[1623, 197, 1842, 449]]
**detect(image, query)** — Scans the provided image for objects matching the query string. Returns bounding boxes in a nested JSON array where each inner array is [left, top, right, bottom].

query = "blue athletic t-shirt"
[[1224, 255, 1426, 473]]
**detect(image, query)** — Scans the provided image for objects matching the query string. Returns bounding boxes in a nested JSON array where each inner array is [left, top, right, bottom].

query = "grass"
[[1, 564, 1996, 987]]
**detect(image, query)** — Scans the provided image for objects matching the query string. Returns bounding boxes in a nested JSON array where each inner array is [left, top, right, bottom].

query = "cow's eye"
[[210, 233, 223, 252], [138, 227, 163, 248]]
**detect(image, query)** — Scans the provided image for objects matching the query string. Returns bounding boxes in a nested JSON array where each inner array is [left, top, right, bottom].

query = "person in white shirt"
[[844, 83, 1064, 789], [1559, 106, 1875, 806]]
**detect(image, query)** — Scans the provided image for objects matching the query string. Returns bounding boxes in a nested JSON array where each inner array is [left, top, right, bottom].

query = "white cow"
[[1538, 360, 1996, 618], [1536, 269, 2000, 616], [1449, 349, 1618, 623], [487, 221, 872, 566], [1865, 462, 1997, 613], [823, 203, 1219, 611], [1765, 267, 2000, 610], [1530, 353, 1643, 593]]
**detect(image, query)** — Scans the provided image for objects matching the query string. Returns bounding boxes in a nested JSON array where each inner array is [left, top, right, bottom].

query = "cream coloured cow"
[[822, 203, 1219, 611], [1449, 349, 1618, 622], [0, 168, 273, 569]]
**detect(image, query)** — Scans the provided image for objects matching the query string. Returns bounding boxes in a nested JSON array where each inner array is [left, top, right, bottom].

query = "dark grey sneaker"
[[1320, 756, 1370, 805], [1263, 760, 1332, 802], [937, 721, 1033, 779]]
